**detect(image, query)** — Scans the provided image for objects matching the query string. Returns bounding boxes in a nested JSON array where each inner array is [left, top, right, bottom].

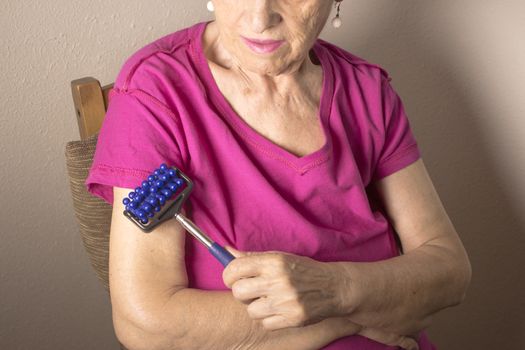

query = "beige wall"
[[1, 1, 524, 349]]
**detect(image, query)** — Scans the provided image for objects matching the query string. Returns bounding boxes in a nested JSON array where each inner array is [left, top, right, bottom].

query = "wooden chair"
[[71, 77, 113, 140], [65, 77, 127, 349]]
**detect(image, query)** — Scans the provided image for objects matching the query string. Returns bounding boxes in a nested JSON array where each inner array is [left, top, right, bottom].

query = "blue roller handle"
[[209, 242, 235, 267]]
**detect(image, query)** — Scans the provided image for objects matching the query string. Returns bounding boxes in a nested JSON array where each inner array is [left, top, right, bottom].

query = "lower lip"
[[241, 37, 285, 54]]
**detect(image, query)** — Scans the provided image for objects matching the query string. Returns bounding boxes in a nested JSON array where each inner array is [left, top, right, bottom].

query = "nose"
[[248, 0, 282, 34]]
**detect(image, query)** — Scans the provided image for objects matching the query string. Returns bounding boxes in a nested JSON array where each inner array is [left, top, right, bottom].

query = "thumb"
[[398, 337, 419, 350], [224, 246, 246, 258]]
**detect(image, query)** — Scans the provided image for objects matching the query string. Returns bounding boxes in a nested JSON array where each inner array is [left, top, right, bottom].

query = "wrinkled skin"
[[209, 0, 333, 76], [222, 248, 343, 330], [202, 0, 333, 159], [209, 0, 343, 330], [208, 1, 419, 348], [223, 247, 419, 350]]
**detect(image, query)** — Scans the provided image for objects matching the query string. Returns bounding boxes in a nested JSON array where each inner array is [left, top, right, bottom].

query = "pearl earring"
[[332, 1, 342, 28], [207, 1, 215, 12]]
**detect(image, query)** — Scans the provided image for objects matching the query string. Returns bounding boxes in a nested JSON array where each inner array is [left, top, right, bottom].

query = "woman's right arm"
[[110, 187, 360, 350]]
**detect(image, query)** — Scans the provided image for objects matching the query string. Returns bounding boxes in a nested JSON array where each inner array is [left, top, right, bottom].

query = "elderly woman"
[[86, 0, 471, 349]]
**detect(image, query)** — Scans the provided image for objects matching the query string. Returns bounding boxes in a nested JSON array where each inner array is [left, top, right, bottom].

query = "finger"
[[224, 246, 245, 258], [222, 256, 264, 287], [358, 328, 400, 345], [358, 328, 419, 350], [246, 296, 273, 320], [398, 337, 419, 350], [231, 277, 268, 302], [261, 314, 292, 331]]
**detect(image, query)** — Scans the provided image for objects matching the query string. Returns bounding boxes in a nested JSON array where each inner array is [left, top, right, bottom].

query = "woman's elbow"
[[112, 310, 185, 350], [450, 245, 472, 306], [459, 254, 472, 303], [113, 313, 160, 350]]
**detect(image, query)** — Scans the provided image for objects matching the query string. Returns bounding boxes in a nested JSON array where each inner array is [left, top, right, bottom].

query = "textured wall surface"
[[1, 1, 524, 349]]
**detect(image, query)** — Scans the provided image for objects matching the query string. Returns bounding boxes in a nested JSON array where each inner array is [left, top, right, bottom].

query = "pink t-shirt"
[[86, 21, 435, 350]]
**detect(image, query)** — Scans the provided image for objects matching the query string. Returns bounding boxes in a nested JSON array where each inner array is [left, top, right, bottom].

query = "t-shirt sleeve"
[[85, 88, 185, 205], [372, 77, 421, 181]]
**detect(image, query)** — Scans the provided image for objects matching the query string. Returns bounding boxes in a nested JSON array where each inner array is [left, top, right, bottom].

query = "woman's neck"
[[203, 21, 321, 100]]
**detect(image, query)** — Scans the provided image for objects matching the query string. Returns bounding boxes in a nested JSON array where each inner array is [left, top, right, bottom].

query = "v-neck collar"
[[192, 21, 334, 175]]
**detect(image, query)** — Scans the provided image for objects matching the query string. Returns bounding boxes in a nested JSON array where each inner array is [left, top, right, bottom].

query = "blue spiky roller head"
[[123, 163, 187, 227]]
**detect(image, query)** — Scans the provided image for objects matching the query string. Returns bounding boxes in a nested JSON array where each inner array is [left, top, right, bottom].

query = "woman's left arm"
[[223, 159, 471, 339], [332, 158, 472, 335]]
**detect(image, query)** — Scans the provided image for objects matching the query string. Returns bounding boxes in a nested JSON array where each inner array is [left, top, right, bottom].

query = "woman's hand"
[[222, 247, 419, 349], [222, 247, 346, 331]]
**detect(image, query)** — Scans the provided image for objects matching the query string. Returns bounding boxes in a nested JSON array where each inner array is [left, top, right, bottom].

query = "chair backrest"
[[71, 77, 114, 140], [66, 77, 114, 291]]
